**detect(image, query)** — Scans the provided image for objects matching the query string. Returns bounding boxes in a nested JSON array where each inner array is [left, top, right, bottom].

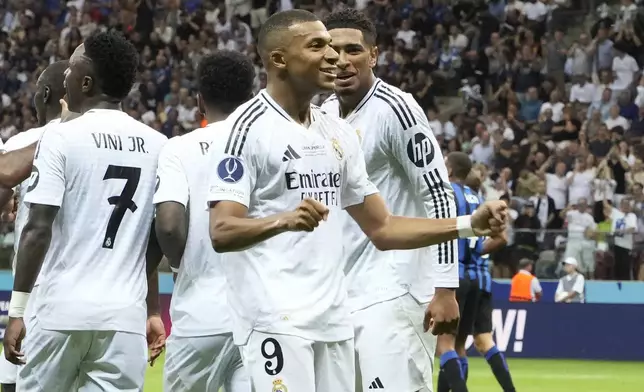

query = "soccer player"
[[206, 9, 507, 392], [3, 31, 167, 391], [437, 152, 515, 392], [155, 50, 254, 392], [320, 9, 457, 391], [0, 60, 67, 392]]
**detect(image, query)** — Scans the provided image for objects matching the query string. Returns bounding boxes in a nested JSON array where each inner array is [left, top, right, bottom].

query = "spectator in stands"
[[562, 199, 597, 278], [554, 257, 586, 303], [605, 198, 639, 280], [509, 258, 543, 302]]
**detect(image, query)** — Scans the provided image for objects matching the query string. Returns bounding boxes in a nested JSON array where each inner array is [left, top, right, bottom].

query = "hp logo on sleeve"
[[217, 157, 245, 184], [406, 132, 435, 168]]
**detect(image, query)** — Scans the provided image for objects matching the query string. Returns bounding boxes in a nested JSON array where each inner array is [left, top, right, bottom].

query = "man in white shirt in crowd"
[[605, 199, 638, 280], [611, 47, 639, 96], [568, 75, 595, 107], [321, 8, 459, 391], [155, 51, 255, 392], [3, 31, 167, 391], [554, 257, 585, 303], [206, 9, 508, 392], [566, 157, 594, 205], [0, 60, 68, 392], [561, 198, 597, 277]]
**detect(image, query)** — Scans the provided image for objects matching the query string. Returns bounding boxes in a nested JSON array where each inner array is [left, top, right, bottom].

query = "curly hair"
[[323, 8, 377, 45], [197, 50, 256, 113], [83, 30, 139, 100]]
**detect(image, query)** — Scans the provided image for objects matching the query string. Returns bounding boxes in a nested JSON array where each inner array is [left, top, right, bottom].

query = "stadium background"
[[0, 0, 643, 390]]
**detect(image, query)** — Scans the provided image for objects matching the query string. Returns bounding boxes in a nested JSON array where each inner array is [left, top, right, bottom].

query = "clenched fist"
[[279, 198, 329, 232], [471, 200, 508, 236]]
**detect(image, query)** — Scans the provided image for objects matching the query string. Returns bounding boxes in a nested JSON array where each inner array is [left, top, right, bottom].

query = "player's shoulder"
[[220, 95, 272, 156], [4, 125, 47, 151], [371, 80, 426, 131], [320, 93, 339, 112]]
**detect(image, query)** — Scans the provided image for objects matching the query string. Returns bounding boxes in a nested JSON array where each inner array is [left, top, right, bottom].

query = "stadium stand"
[[1, 0, 644, 281]]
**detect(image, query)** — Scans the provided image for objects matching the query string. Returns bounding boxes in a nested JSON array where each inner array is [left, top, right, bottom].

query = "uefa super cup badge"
[[272, 379, 288, 392], [331, 138, 343, 161]]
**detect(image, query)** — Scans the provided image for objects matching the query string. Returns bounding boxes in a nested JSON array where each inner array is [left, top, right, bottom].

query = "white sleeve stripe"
[[225, 99, 266, 157], [424, 168, 455, 265], [377, 85, 417, 127]]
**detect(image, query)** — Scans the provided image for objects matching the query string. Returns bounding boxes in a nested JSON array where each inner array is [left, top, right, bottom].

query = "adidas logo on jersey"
[[368, 377, 384, 389], [282, 145, 301, 161]]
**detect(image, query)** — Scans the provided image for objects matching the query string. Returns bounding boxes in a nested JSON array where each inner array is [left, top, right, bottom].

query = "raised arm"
[[0, 143, 37, 187]]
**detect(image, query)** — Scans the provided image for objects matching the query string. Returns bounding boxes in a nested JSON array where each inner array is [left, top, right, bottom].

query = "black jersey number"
[[102, 165, 141, 249], [260, 337, 284, 376]]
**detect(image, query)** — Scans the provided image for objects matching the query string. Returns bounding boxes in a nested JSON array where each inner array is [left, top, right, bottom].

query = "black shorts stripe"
[[225, 99, 262, 155], [228, 101, 266, 156], [425, 169, 454, 265], [377, 85, 417, 128], [233, 105, 267, 156], [374, 93, 409, 130]]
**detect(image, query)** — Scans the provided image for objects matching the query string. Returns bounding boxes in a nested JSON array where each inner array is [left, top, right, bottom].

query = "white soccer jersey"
[[24, 109, 167, 335], [2, 119, 60, 274], [206, 91, 378, 344], [321, 78, 458, 312], [153, 123, 232, 338]]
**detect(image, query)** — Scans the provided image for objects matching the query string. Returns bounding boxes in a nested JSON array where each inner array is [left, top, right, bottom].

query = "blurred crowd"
[[1, 0, 644, 281]]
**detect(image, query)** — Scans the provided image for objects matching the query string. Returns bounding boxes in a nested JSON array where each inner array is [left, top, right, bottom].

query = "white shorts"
[[164, 333, 249, 392], [0, 285, 39, 384], [240, 331, 354, 392], [352, 294, 436, 392], [17, 317, 147, 392]]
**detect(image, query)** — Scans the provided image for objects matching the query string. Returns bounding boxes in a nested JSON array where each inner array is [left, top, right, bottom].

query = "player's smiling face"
[[284, 21, 338, 92], [329, 28, 377, 96]]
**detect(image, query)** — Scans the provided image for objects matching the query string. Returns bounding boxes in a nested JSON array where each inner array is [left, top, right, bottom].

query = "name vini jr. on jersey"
[[285, 170, 340, 206], [92, 132, 148, 153]]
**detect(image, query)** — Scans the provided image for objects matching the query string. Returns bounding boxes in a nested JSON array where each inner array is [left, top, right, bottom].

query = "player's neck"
[[45, 108, 61, 124], [80, 95, 121, 114], [451, 178, 463, 185], [266, 82, 312, 126], [205, 108, 230, 124], [338, 73, 376, 118]]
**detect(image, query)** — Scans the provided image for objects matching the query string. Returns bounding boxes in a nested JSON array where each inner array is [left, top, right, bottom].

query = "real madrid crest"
[[331, 138, 343, 161], [272, 378, 288, 392], [356, 128, 363, 143]]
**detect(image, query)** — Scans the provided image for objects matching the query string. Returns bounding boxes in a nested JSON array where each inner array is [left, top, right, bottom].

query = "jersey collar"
[[343, 76, 381, 119], [259, 89, 316, 126]]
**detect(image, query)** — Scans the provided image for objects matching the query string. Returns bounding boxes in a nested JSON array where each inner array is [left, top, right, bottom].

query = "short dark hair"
[[257, 10, 319, 57], [197, 50, 255, 113], [324, 8, 377, 45], [84, 30, 139, 100], [39, 60, 68, 101], [447, 151, 472, 181]]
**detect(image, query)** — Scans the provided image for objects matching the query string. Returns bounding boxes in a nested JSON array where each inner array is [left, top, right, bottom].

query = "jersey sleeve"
[[386, 110, 459, 288], [24, 129, 66, 207], [340, 125, 379, 209], [206, 131, 257, 208], [153, 140, 189, 206]]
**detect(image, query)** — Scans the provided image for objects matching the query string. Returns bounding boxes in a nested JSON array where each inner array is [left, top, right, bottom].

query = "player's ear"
[[369, 45, 378, 69], [43, 86, 51, 104], [81, 75, 93, 94], [270, 49, 287, 71], [196, 93, 206, 115]]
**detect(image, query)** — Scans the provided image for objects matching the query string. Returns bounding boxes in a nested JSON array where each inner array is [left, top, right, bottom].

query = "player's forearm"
[[13, 220, 52, 293], [0, 144, 36, 187], [154, 204, 187, 271], [146, 219, 164, 278], [369, 215, 460, 251], [146, 269, 160, 316], [210, 214, 286, 253], [482, 234, 508, 255]]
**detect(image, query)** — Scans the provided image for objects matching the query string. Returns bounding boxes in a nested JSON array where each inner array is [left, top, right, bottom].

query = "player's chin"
[[317, 70, 337, 90]]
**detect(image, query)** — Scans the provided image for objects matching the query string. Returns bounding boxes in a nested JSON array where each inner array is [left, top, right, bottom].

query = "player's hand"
[[280, 198, 329, 232], [4, 317, 26, 365], [0, 191, 16, 223], [471, 200, 508, 236], [60, 97, 80, 123], [146, 314, 166, 366], [424, 289, 460, 335]]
